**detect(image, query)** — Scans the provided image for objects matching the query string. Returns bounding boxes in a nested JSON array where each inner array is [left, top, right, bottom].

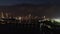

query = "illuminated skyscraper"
[[43, 16, 46, 19], [6, 13, 8, 18], [29, 14, 32, 23], [1, 12, 4, 18], [29, 14, 31, 18]]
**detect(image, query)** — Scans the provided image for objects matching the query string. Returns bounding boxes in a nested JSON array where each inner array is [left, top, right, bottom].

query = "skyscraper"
[[6, 13, 8, 18], [1, 12, 4, 18]]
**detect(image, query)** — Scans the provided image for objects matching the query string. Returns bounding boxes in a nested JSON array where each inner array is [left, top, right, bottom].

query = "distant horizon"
[[0, 3, 54, 6]]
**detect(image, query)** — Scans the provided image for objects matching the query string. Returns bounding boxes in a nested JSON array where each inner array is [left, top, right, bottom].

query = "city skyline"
[[0, 0, 59, 18]]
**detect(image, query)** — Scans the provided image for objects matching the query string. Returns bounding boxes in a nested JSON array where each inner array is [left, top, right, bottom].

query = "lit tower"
[[29, 14, 31, 23], [43, 16, 46, 19], [28, 8, 32, 23], [6, 13, 8, 18], [29, 14, 31, 18], [1, 12, 4, 18]]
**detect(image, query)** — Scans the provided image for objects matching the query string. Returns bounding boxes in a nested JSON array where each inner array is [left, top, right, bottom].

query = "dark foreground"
[[0, 22, 60, 34], [0, 23, 40, 34]]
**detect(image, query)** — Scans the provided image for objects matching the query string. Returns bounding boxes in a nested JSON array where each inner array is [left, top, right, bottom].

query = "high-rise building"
[[6, 13, 8, 18], [1, 12, 4, 18]]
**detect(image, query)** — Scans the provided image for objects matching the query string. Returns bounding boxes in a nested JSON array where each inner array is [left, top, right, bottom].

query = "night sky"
[[0, 0, 59, 18], [0, 0, 57, 5]]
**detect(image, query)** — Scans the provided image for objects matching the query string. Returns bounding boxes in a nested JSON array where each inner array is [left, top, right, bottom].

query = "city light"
[[0, 12, 60, 24], [52, 18, 60, 22], [18, 17, 21, 20]]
